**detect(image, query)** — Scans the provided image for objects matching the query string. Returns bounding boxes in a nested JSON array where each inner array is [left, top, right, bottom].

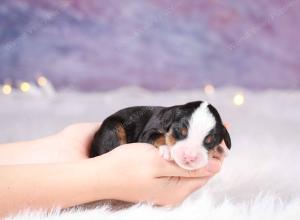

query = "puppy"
[[90, 101, 231, 170]]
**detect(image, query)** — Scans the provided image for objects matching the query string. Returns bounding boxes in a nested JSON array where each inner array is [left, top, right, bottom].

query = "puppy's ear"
[[222, 125, 231, 150]]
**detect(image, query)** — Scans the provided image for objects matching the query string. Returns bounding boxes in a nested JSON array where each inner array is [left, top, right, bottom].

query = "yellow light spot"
[[2, 84, 12, 95], [37, 76, 48, 87], [233, 93, 245, 106], [20, 82, 31, 93], [204, 84, 215, 95]]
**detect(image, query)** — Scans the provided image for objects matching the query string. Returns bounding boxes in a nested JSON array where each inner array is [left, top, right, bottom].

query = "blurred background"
[[0, 0, 299, 143], [1, 0, 300, 91]]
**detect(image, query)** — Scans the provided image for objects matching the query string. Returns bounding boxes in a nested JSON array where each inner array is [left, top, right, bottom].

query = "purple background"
[[0, 0, 300, 91]]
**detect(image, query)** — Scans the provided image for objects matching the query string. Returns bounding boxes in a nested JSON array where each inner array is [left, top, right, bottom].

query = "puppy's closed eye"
[[173, 126, 188, 140]]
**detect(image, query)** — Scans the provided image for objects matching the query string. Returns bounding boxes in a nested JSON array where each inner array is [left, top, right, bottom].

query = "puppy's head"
[[162, 101, 231, 170]]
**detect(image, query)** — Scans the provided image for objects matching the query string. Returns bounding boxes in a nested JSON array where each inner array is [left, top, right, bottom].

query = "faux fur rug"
[[2, 88, 300, 219]]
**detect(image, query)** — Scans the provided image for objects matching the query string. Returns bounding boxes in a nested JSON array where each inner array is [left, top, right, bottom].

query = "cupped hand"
[[95, 143, 224, 206], [55, 123, 224, 206], [0, 123, 225, 211], [55, 123, 101, 162]]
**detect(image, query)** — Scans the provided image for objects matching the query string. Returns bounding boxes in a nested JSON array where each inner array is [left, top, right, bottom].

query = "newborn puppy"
[[90, 101, 231, 170]]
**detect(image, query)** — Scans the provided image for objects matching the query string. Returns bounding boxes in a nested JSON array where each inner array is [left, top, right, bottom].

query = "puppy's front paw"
[[158, 145, 172, 161]]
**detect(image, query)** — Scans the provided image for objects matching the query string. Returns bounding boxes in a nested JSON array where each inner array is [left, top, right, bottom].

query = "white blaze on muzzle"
[[171, 102, 217, 170]]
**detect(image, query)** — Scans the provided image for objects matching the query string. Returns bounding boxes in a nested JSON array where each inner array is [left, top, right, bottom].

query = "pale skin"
[[0, 123, 225, 218]]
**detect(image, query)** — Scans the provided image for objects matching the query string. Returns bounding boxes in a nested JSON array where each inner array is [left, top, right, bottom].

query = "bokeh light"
[[2, 84, 12, 95], [233, 93, 245, 106], [204, 84, 215, 95], [20, 82, 31, 93], [37, 76, 48, 87], [223, 122, 230, 129]]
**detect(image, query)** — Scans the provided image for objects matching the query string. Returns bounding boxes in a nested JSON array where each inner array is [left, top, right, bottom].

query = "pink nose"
[[183, 151, 200, 164]]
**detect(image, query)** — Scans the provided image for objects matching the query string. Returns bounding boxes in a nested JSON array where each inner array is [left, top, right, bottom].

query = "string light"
[[233, 92, 245, 106], [37, 76, 48, 87], [2, 84, 12, 95], [2, 76, 247, 108], [20, 82, 31, 93], [204, 84, 215, 95]]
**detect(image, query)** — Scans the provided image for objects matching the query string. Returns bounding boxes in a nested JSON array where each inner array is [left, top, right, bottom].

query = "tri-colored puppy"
[[90, 101, 231, 170]]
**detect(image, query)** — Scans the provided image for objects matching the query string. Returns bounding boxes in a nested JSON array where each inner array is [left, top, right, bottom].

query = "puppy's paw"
[[158, 145, 172, 161]]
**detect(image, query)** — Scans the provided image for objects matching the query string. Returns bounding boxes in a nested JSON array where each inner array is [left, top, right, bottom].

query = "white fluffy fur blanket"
[[2, 88, 300, 220]]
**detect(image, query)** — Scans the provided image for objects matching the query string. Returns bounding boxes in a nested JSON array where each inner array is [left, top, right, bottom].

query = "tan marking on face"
[[166, 131, 176, 146], [116, 124, 127, 145], [208, 145, 224, 160], [181, 127, 188, 137], [153, 135, 166, 148]]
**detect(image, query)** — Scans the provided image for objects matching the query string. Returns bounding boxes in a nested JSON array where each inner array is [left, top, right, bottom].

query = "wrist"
[[0, 160, 114, 217], [81, 156, 118, 202], [86, 153, 135, 202], [0, 135, 60, 165]]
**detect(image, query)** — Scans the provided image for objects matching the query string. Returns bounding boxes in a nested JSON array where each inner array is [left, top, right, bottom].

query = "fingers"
[[149, 177, 209, 207], [157, 177, 210, 206], [76, 123, 102, 133], [62, 123, 101, 136], [182, 177, 210, 193], [157, 157, 222, 178]]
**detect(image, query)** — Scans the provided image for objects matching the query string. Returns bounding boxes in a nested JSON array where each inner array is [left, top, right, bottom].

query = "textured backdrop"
[[1, 0, 300, 91]]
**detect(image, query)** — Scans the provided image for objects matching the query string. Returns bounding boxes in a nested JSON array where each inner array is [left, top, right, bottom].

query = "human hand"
[[54, 123, 101, 162], [0, 143, 223, 217], [94, 143, 224, 206]]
